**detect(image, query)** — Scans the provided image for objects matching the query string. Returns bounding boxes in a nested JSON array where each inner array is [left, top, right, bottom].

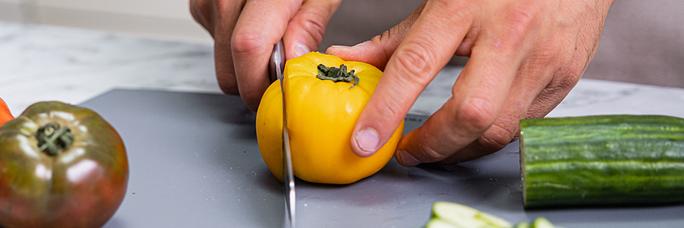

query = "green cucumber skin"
[[521, 115, 684, 208]]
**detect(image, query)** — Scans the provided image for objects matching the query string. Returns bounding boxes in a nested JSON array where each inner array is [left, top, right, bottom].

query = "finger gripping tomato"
[[0, 101, 128, 227], [256, 52, 404, 184]]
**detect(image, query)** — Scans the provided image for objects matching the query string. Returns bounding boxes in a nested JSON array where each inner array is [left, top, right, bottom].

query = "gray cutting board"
[[86, 89, 683, 228]]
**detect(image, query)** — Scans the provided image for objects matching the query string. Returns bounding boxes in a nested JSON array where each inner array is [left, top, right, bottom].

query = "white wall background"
[[1, 0, 682, 87], [0, 0, 212, 42]]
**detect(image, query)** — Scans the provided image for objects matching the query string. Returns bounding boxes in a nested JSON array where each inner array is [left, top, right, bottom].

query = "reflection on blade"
[[270, 40, 295, 228], [282, 128, 295, 228], [404, 112, 430, 134]]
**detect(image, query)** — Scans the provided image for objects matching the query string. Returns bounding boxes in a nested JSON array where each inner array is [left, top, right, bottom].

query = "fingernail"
[[354, 128, 379, 156], [326, 45, 346, 53], [351, 40, 372, 49], [328, 41, 371, 53], [397, 150, 420, 166], [293, 43, 310, 57]]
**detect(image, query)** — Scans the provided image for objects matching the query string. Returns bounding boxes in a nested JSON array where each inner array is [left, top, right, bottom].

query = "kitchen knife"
[[404, 112, 430, 132], [269, 40, 296, 228], [268, 42, 430, 227]]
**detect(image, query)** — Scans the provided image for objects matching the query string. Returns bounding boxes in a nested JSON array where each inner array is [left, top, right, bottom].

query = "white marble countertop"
[[1, 22, 683, 118]]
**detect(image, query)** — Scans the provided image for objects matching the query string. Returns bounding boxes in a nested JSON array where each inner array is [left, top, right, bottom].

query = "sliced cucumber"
[[531, 217, 554, 228], [514, 222, 529, 228], [425, 218, 458, 228], [425, 202, 556, 228], [431, 202, 511, 228]]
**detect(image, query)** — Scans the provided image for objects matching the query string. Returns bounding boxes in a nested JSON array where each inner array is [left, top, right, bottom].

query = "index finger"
[[351, 1, 475, 157], [231, 0, 302, 111]]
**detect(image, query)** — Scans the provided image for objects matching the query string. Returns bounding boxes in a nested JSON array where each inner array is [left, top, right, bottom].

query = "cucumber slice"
[[431, 202, 511, 228], [514, 222, 529, 228], [425, 218, 458, 228], [531, 217, 554, 228]]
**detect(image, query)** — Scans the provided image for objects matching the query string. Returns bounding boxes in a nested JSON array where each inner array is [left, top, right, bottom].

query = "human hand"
[[328, 0, 614, 165], [190, 0, 341, 111]]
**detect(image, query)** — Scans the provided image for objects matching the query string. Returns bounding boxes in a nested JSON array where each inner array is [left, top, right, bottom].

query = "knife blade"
[[269, 40, 296, 228], [404, 112, 430, 133]]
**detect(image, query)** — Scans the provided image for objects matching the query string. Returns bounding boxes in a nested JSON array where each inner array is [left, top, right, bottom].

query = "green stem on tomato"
[[36, 123, 74, 156], [316, 64, 359, 87]]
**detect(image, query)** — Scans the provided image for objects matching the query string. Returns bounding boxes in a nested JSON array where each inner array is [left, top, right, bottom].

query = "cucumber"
[[520, 115, 684, 208], [429, 202, 511, 228], [425, 218, 458, 228], [513, 217, 554, 228], [531, 217, 554, 228], [514, 222, 529, 228]]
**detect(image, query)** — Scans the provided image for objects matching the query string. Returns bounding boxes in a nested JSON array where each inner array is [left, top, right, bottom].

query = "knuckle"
[[190, 0, 214, 30], [478, 122, 516, 151], [439, 0, 475, 22], [372, 94, 404, 121], [550, 66, 582, 90], [217, 80, 238, 95], [432, 0, 472, 13], [521, 43, 561, 71], [214, 66, 238, 95], [213, 43, 238, 94], [531, 43, 561, 65], [369, 33, 392, 62], [212, 0, 244, 21], [213, 0, 233, 14], [231, 32, 268, 54], [190, 0, 211, 11], [370, 34, 384, 44], [495, 4, 539, 52], [504, 4, 536, 33], [413, 143, 447, 163], [295, 13, 327, 44], [240, 85, 268, 111], [189, 0, 203, 15], [456, 97, 497, 133], [393, 41, 435, 84], [535, 65, 583, 111], [374, 29, 392, 45]]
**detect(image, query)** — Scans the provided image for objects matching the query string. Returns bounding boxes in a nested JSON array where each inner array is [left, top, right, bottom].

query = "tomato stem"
[[36, 123, 74, 156], [317, 64, 359, 87]]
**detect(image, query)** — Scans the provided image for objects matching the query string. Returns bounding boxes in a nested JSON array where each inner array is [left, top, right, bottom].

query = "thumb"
[[326, 3, 424, 69], [284, 0, 341, 59]]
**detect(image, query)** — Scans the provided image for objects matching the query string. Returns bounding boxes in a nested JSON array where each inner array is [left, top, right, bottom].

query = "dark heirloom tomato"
[[0, 101, 128, 227]]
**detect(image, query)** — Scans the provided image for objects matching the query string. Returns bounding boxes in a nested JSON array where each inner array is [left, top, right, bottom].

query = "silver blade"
[[270, 40, 295, 228], [404, 112, 430, 133]]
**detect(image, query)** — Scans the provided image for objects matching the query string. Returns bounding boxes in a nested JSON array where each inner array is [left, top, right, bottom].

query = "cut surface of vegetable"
[[514, 222, 529, 228], [431, 201, 511, 228], [531, 217, 554, 228], [521, 115, 684, 208], [425, 218, 458, 228]]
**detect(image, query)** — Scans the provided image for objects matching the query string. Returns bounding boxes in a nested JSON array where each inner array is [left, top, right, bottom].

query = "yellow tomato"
[[256, 52, 404, 184]]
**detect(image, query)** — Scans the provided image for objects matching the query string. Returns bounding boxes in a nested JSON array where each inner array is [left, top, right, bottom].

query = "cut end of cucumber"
[[519, 132, 527, 207], [514, 222, 529, 228], [431, 202, 511, 228], [531, 217, 554, 228], [425, 202, 557, 228], [425, 218, 458, 228]]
